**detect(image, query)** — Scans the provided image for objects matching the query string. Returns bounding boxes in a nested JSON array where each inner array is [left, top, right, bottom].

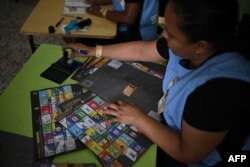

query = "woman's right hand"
[[62, 43, 94, 58]]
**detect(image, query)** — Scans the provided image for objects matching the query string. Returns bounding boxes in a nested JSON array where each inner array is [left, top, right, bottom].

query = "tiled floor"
[[0, 0, 64, 95], [0, 131, 40, 167]]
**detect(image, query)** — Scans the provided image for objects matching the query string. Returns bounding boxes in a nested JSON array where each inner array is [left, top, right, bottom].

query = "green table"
[[0, 44, 156, 166]]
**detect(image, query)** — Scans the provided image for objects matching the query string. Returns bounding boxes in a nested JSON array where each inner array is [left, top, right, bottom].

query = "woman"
[[85, 0, 158, 43], [63, 0, 250, 166], [86, 0, 142, 43]]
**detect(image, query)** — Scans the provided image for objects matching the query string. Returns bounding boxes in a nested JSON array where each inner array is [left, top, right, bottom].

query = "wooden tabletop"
[[20, 0, 117, 39]]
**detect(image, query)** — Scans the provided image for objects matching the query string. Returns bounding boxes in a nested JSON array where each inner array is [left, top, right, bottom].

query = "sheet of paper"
[[64, 0, 90, 14], [65, 0, 90, 7]]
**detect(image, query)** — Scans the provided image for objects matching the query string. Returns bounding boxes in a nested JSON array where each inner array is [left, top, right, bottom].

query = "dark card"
[[41, 57, 81, 84]]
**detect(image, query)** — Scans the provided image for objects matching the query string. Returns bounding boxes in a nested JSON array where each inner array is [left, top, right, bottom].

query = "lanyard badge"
[[157, 77, 179, 115]]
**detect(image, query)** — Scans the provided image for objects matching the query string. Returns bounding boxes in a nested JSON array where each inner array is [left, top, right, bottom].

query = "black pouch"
[[40, 57, 81, 84]]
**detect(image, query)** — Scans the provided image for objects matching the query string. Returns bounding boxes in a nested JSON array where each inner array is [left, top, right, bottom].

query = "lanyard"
[[157, 77, 179, 115]]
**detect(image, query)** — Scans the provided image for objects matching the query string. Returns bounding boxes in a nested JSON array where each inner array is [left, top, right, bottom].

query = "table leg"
[[29, 35, 39, 53]]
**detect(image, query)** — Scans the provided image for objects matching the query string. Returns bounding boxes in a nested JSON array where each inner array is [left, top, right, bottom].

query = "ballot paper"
[[64, 0, 91, 14]]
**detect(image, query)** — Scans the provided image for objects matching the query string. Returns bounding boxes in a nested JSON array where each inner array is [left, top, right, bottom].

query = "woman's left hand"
[[101, 100, 146, 126]]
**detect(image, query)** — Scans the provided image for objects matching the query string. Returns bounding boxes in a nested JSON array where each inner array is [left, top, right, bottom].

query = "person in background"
[[86, 0, 142, 43], [80, 0, 158, 44], [63, 0, 250, 166]]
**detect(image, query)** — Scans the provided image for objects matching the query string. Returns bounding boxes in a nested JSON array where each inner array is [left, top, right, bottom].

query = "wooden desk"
[[0, 44, 156, 166], [20, 0, 117, 52]]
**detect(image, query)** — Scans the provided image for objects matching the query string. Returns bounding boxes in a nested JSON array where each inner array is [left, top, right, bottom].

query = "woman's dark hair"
[[169, 0, 250, 59]]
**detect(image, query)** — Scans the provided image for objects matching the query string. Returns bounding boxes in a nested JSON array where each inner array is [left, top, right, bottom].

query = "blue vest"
[[139, 0, 159, 40], [112, 0, 128, 32], [162, 50, 250, 166], [112, 0, 158, 40]]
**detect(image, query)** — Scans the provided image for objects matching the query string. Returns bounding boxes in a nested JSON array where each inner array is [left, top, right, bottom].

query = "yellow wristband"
[[96, 45, 102, 58]]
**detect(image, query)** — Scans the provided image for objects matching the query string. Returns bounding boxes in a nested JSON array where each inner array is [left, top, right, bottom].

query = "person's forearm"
[[86, 0, 111, 6], [135, 115, 200, 163], [95, 41, 164, 63], [104, 9, 138, 24], [99, 0, 111, 5], [134, 115, 186, 162], [104, 4, 140, 24], [103, 0, 112, 4]]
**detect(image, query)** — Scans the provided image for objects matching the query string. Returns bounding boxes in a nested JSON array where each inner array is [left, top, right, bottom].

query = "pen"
[[86, 58, 104, 69], [55, 17, 64, 27], [80, 58, 104, 77], [82, 57, 96, 70]]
